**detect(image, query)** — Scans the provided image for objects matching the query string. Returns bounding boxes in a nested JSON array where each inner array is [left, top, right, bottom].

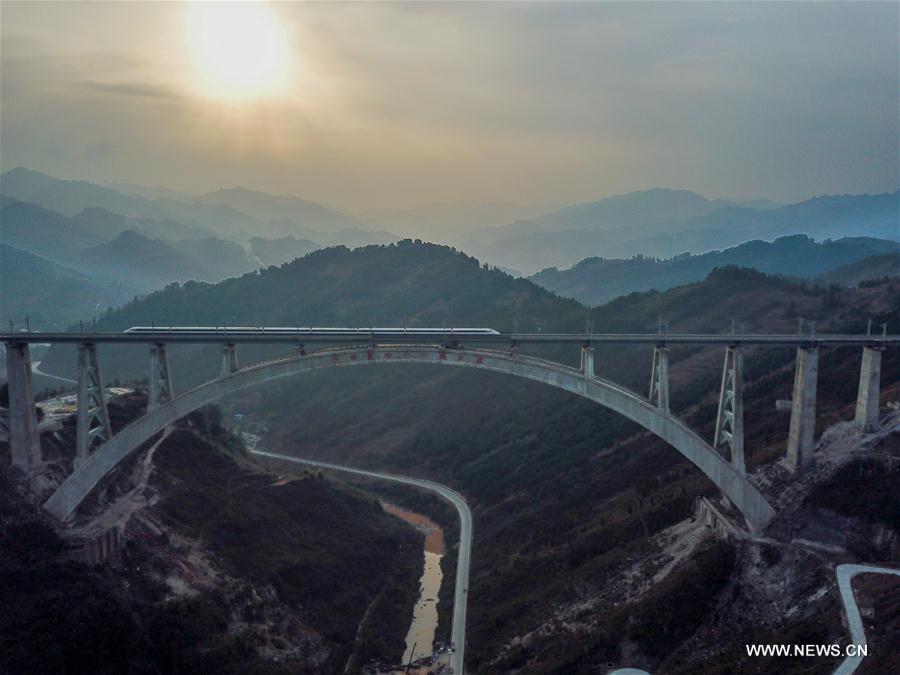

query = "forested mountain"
[[0, 244, 134, 329], [0, 197, 124, 262], [0, 196, 258, 293], [530, 235, 899, 306], [60, 241, 583, 337], [76, 231, 256, 291], [198, 187, 361, 234], [0, 167, 263, 240], [1, 167, 394, 243], [0, 401, 420, 674], [32, 241, 900, 673], [251, 266, 899, 673], [467, 189, 899, 272], [1, 167, 155, 220], [0, 186, 396, 316], [818, 253, 900, 287], [468, 188, 740, 245]]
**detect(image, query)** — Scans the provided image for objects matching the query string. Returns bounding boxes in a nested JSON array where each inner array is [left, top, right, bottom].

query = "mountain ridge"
[[530, 234, 900, 305], [1, 167, 395, 243], [0, 243, 135, 329], [469, 190, 899, 272]]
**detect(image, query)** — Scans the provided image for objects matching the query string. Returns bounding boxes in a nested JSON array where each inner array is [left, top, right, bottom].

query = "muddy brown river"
[[381, 501, 445, 664]]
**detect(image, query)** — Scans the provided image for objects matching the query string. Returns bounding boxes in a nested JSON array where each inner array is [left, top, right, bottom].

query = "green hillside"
[[531, 235, 899, 306], [818, 253, 899, 286], [39, 241, 585, 382], [82, 241, 584, 331], [0, 401, 419, 674], [0, 244, 134, 330], [33, 241, 900, 672]]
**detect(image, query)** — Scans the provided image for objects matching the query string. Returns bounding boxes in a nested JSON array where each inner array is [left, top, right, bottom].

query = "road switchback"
[[250, 450, 472, 675]]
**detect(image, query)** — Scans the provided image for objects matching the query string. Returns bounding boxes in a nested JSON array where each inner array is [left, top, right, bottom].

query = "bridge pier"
[[649, 346, 670, 414], [855, 347, 883, 433], [220, 344, 239, 377], [76, 344, 112, 467], [786, 347, 818, 473], [148, 344, 174, 410], [714, 347, 744, 475], [4, 342, 42, 474], [580, 346, 595, 378]]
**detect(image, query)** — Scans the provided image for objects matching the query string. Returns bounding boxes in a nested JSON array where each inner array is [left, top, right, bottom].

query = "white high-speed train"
[[123, 326, 501, 336]]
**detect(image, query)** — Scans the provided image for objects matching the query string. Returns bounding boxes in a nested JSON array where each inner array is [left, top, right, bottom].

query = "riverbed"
[[381, 501, 445, 664]]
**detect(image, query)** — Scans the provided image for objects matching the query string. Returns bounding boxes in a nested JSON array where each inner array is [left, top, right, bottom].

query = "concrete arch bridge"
[[1, 328, 895, 531]]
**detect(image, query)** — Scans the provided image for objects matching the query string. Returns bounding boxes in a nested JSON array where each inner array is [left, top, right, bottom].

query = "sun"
[[186, 2, 292, 101]]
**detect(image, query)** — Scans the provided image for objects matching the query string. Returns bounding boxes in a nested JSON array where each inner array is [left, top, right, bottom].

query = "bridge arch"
[[43, 346, 776, 531]]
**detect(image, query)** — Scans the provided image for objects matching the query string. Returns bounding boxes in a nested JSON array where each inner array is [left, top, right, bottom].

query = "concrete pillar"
[[649, 346, 670, 413], [148, 344, 173, 410], [580, 347, 595, 378], [220, 344, 239, 377], [76, 344, 111, 466], [714, 347, 744, 475], [855, 347, 883, 433], [786, 347, 818, 473], [5, 342, 41, 473], [0, 408, 9, 441]]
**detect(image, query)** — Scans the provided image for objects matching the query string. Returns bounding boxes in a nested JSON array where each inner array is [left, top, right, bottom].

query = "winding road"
[[832, 563, 900, 675], [250, 449, 472, 675], [31, 360, 76, 385]]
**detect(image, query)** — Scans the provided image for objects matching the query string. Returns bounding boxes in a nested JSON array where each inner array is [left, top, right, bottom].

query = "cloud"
[[81, 81, 182, 101], [0, 1, 897, 210]]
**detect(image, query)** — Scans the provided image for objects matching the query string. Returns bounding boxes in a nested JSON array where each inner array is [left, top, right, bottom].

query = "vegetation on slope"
[[152, 412, 422, 670], [0, 400, 422, 674], [0, 244, 133, 330], [530, 235, 898, 306], [40, 240, 585, 382], [0, 465, 262, 674], [79, 240, 584, 331], [32, 242, 900, 672], [818, 253, 900, 287]]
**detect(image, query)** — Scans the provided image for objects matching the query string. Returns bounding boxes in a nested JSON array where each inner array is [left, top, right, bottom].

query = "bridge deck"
[[2, 330, 897, 347]]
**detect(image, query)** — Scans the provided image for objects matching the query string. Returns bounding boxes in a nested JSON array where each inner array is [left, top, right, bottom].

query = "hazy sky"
[[2, 1, 897, 212]]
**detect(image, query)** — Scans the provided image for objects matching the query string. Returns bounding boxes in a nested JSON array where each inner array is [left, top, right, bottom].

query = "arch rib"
[[44, 346, 776, 531]]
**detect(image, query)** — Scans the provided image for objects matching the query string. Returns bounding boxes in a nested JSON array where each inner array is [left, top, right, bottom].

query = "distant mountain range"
[[365, 201, 550, 241], [465, 188, 899, 273], [3, 166, 897, 328], [0, 196, 257, 291], [0, 168, 405, 324], [0, 244, 133, 329], [0, 167, 398, 244], [249, 236, 322, 267], [819, 253, 900, 287], [469, 188, 774, 245], [76, 230, 260, 290], [1, 196, 119, 262], [196, 187, 354, 235], [530, 235, 900, 306]]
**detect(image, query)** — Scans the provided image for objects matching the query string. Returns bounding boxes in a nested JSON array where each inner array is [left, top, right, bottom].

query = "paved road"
[[250, 449, 472, 675], [833, 563, 900, 675], [31, 360, 76, 385]]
